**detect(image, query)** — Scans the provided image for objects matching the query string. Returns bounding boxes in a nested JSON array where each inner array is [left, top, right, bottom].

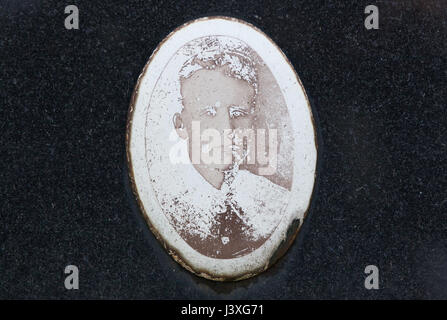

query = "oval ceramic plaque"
[[127, 16, 317, 281]]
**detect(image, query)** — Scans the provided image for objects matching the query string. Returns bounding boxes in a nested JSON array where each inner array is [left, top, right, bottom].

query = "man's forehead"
[[181, 68, 255, 101]]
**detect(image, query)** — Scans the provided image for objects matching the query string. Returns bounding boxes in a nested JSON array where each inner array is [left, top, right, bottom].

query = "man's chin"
[[211, 165, 232, 172]]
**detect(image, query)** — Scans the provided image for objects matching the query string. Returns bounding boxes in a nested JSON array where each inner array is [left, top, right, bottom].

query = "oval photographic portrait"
[[127, 16, 317, 281]]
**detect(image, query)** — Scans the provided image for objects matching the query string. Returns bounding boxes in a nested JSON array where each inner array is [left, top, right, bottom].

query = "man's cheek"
[[232, 118, 253, 130]]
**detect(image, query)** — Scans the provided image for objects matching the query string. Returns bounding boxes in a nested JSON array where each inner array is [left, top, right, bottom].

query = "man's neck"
[[193, 164, 225, 190]]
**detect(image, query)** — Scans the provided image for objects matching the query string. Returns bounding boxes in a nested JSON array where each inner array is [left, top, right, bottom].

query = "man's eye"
[[229, 106, 249, 118], [201, 106, 217, 116]]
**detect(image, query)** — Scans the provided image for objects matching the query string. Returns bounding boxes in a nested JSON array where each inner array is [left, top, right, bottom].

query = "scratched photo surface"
[[145, 36, 295, 259]]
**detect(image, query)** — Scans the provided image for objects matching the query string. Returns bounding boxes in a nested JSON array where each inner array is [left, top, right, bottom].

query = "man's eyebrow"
[[200, 105, 216, 111], [229, 105, 249, 110]]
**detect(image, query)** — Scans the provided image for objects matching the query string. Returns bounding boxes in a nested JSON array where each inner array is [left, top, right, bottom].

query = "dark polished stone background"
[[1, 0, 446, 299]]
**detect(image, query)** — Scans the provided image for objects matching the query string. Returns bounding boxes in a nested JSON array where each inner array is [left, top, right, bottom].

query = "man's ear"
[[173, 112, 188, 140]]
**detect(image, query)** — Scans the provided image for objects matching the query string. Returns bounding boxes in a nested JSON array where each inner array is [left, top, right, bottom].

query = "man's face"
[[180, 67, 255, 172]]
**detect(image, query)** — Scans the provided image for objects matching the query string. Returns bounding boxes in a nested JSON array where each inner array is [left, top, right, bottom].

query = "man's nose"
[[215, 107, 233, 132]]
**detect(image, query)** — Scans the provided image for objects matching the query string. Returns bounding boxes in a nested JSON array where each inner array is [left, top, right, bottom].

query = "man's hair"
[[179, 36, 259, 94]]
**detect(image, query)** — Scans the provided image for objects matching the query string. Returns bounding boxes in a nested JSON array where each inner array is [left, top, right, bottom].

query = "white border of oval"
[[128, 17, 317, 279]]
